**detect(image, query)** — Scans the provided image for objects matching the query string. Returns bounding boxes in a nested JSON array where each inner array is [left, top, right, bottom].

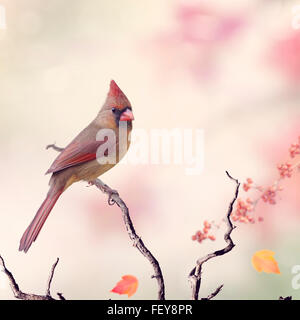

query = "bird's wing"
[[46, 137, 113, 174]]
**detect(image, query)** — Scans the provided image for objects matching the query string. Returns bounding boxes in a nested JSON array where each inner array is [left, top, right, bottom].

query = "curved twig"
[[91, 179, 165, 300], [202, 284, 224, 300], [188, 171, 240, 300], [46, 257, 60, 298], [46, 143, 64, 152]]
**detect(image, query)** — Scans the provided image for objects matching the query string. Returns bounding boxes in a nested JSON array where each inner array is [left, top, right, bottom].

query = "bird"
[[19, 80, 134, 253]]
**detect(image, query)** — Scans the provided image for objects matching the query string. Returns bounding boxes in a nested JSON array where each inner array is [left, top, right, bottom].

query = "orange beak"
[[120, 109, 134, 121]]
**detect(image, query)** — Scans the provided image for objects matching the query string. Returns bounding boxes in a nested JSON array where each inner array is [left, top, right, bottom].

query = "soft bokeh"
[[0, 0, 300, 300]]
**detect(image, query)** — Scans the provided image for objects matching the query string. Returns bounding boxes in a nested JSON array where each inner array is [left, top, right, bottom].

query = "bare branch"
[[279, 296, 292, 300], [46, 143, 64, 152], [188, 171, 240, 300], [46, 257, 59, 297], [0, 255, 64, 300], [202, 285, 224, 300], [90, 179, 165, 300], [57, 292, 66, 300]]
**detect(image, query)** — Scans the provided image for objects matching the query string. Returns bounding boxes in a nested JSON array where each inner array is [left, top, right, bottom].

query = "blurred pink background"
[[0, 0, 300, 299]]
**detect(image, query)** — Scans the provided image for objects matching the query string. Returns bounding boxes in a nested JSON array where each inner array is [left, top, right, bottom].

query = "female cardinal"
[[19, 80, 134, 253]]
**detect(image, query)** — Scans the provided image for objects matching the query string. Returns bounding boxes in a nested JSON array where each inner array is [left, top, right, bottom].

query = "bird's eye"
[[112, 108, 116, 113]]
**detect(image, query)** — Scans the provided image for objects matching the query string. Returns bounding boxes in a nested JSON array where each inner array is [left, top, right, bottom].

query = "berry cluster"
[[192, 136, 300, 244], [261, 184, 283, 205], [277, 162, 293, 178], [243, 178, 253, 192], [191, 221, 216, 243], [231, 136, 300, 224], [231, 198, 255, 223], [289, 137, 300, 158]]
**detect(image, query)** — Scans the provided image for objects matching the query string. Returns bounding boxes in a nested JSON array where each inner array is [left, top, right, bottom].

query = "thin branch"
[[46, 143, 64, 152], [0, 255, 64, 300], [46, 257, 59, 297], [279, 296, 292, 300], [57, 292, 66, 300], [202, 284, 224, 300], [188, 171, 240, 300], [90, 179, 166, 300]]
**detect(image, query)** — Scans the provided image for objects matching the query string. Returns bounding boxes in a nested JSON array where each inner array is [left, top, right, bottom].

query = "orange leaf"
[[251, 250, 280, 274], [111, 275, 138, 298]]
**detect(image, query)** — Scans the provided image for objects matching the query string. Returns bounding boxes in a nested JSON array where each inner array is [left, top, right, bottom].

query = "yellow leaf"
[[252, 250, 280, 274]]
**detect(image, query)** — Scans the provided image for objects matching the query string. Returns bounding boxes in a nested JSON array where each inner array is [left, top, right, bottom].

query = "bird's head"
[[99, 80, 134, 128]]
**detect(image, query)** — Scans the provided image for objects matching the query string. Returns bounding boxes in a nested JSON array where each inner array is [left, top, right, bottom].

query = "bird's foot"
[[89, 179, 119, 205], [105, 188, 119, 206]]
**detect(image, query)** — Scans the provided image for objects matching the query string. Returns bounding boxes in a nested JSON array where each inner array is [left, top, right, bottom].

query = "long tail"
[[19, 186, 63, 253]]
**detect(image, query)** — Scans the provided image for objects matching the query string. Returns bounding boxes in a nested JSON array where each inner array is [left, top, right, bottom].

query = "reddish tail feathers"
[[19, 187, 63, 253]]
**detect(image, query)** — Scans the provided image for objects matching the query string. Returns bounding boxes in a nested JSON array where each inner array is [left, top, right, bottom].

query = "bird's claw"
[[107, 189, 119, 206], [88, 180, 119, 205]]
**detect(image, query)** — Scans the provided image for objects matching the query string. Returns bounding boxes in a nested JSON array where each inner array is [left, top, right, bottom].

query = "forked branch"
[[0, 255, 64, 300], [189, 171, 240, 300]]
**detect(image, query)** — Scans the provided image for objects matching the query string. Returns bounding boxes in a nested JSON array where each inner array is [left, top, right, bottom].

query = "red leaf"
[[111, 275, 138, 298]]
